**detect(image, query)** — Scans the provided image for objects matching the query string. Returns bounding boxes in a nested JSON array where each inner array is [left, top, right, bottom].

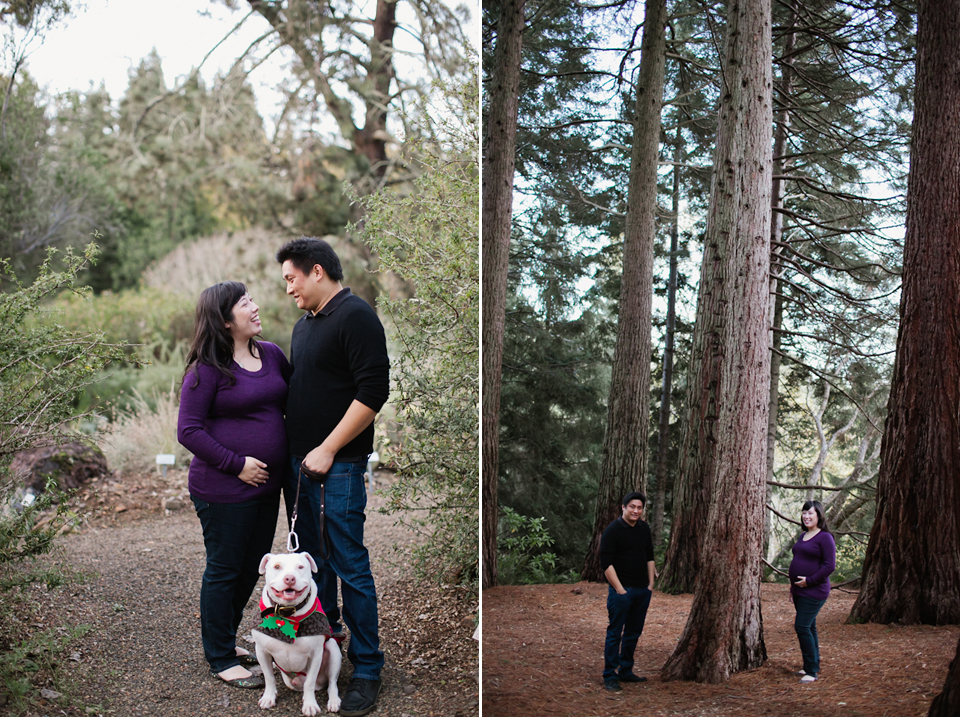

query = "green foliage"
[[498, 279, 610, 574], [0, 480, 77, 592], [37, 285, 194, 416], [353, 76, 478, 585], [833, 533, 867, 584], [497, 506, 578, 585], [0, 244, 120, 713], [0, 70, 119, 284], [0, 244, 109, 585], [0, 617, 91, 715], [0, 244, 127, 459], [38, 55, 288, 291], [42, 286, 194, 353]]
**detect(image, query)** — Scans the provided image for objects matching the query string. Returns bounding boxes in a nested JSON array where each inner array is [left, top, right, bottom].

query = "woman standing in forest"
[[788, 499, 837, 683], [178, 281, 292, 688]]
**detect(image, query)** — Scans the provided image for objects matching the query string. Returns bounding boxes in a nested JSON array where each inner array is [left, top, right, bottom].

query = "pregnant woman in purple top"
[[177, 281, 292, 689], [788, 499, 836, 683]]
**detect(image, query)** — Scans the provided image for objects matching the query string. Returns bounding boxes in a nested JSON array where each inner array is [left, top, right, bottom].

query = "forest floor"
[[482, 581, 958, 717], [4, 467, 478, 717]]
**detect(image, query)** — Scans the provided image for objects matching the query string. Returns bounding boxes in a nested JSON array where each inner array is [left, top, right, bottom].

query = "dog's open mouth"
[[271, 585, 306, 602]]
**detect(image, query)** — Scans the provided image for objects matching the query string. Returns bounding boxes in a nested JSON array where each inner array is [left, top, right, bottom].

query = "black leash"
[[299, 463, 332, 561]]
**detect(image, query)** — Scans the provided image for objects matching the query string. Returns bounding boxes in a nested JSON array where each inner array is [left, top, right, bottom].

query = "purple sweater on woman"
[[177, 341, 292, 503], [788, 530, 837, 601]]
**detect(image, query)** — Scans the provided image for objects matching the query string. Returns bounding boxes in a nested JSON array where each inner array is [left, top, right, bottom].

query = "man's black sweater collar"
[[306, 287, 352, 319]]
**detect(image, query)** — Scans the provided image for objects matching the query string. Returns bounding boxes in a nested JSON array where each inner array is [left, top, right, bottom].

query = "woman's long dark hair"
[[182, 281, 260, 388], [801, 500, 830, 533]]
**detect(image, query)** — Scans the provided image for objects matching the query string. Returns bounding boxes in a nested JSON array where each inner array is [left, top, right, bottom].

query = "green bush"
[[0, 244, 127, 459], [35, 284, 194, 417], [353, 77, 479, 585], [497, 507, 578, 585], [833, 533, 866, 584], [0, 244, 116, 713], [41, 286, 194, 354]]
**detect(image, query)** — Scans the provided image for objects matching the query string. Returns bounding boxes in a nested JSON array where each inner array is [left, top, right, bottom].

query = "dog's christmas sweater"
[[257, 597, 331, 643]]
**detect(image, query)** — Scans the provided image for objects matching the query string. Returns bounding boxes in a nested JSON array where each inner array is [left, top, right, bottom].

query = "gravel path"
[[23, 477, 478, 717]]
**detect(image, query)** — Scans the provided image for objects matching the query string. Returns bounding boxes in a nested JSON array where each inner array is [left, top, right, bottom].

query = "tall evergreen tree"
[[482, 0, 525, 589], [850, 0, 960, 626], [580, 0, 667, 582], [660, 0, 773, 680]]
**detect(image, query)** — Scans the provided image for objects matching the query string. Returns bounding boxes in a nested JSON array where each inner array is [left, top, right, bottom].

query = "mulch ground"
[[482, 582, 959, 717]]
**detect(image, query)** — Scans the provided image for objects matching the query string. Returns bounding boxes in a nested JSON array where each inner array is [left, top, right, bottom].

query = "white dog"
[[252, 552, 342, 715]]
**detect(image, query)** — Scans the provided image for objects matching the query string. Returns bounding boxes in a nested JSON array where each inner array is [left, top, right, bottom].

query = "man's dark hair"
[[276, 236, 344, 282], [622, 491, 646, 507]]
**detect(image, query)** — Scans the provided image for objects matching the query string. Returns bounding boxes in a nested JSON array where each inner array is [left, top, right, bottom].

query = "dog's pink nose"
[[284, 574, 297, 586]]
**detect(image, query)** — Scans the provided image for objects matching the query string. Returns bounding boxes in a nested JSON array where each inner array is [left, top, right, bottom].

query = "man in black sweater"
[[277, 237, 390, 717], [599, 491, 656, 691]]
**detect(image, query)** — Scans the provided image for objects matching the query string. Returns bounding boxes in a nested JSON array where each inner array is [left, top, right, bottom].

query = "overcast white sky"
[[25, 2, 277, 97], [18, 0, 478, 132]]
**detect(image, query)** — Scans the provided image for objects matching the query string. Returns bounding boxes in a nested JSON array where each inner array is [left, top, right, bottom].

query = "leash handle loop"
[[299, 462, 332, 561]]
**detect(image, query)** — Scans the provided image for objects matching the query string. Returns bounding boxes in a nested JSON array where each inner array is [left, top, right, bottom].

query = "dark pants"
[[793, 593, 827, 676], [603, 586, 652, 682], [285, 456, 384, 681], [192, 491, 280, 673]]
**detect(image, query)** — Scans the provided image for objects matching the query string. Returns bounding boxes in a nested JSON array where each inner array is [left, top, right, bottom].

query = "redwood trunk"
[[765, 15, 794, 562], [481, 0, 524, 590], [660, 0, 772, 682], [581, 0, 666, 581], [930, 636, 960, 716], [850, 0, 960, 626], [651, 136, 682, 548], [658, 215, 722, 594]]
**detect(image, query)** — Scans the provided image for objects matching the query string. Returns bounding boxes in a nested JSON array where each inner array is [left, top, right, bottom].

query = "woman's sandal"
[[237, 653, 260, 667], [211, 669, 265, 689]]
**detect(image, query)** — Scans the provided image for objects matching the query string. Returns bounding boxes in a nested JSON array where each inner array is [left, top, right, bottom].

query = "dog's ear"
[[301, 552, 318, 573], [259, 553, 273, 575]]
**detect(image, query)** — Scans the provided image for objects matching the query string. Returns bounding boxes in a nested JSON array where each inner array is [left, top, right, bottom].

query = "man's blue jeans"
[[603, 585, 652, 682], [192, 491, 280, 673], [793, 594, 826, 676], [285, 457, 384, 681]]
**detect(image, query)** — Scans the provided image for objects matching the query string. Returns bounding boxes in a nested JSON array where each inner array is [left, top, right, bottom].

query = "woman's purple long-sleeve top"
[[177, 341, 292, 503], [789, 530, 837, 601]]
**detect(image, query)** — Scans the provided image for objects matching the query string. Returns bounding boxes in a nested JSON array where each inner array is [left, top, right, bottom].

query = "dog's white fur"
[[252, 552, 341, 715]]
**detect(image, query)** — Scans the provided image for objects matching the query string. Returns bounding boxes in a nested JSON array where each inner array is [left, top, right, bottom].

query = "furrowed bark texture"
[[481, 0, 524, 589], [850, 0, 960, 626], [660, 0, 773, 682], [930, 635, 960, 716], [764, 11, 795, 562], [651, 137, 683, 548], [581, 0, 666, 581]]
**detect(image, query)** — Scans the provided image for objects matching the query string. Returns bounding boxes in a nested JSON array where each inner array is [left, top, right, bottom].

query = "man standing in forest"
[[277, 237, 390, 717], [599, 491, 656, 691]]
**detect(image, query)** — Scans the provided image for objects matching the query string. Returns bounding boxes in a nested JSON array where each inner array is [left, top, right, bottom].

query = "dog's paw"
[[301, 700, 321, 717], [326, 696, 341, 713], [258, 692, 277, 709]]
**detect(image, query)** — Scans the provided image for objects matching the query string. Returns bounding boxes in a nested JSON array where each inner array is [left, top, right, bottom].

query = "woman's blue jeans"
[[192, 491, 280, 672], [285, 457, 384, 681], [793, 594, 827, 676], [603, 586, 652, 682]]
